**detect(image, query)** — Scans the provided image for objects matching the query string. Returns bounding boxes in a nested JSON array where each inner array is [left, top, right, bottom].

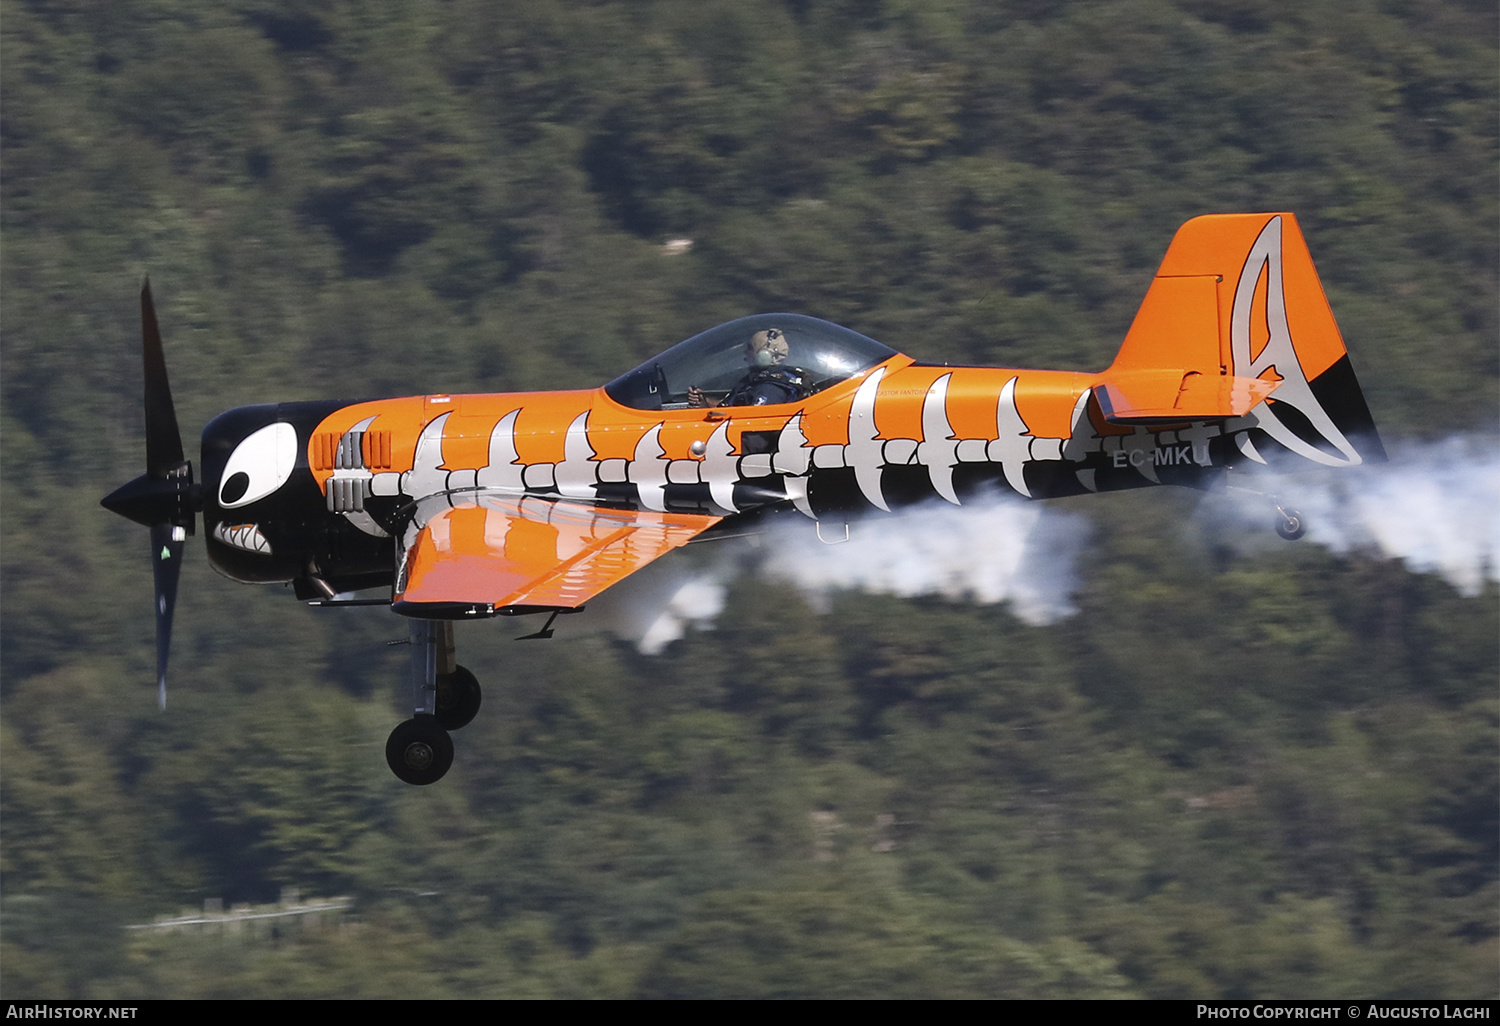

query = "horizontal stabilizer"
[[1094, 370, 1278, 425]]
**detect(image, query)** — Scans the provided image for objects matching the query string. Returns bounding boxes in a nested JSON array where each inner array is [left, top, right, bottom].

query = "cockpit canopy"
[[604, 313, 900, 411]]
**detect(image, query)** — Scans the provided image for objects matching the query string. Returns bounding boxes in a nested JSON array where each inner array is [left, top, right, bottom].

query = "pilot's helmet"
[[747, 327, 789, 368]]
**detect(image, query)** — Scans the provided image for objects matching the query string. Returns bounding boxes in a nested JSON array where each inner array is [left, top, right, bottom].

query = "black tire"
[[1275, 509, 1306, 541], [435, 665, 482, 731], [386, 715, 454, 785]]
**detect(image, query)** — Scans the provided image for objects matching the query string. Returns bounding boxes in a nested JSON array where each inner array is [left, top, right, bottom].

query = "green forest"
[[2, 0, 1496, 999]]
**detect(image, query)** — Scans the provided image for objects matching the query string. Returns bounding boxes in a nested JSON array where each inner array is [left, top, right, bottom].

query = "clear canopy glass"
[[604, 313, 899, 411]]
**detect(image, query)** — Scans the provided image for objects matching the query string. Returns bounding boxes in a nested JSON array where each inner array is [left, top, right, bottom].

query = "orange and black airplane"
[[104, 212, 1384, 784]]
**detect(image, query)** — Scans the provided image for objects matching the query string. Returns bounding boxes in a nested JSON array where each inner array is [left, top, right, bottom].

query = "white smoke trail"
[[593, 494, 1092, 653], [576, 559, 729, 654], [607, 437, 1494, 654], [759, 494, 1092, 626], [635, 575, 728, 654], [1210, 436, 1499, 596]]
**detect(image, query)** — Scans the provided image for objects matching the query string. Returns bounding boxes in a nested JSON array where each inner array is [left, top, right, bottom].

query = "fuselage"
[[199, 355, 1242, 595]]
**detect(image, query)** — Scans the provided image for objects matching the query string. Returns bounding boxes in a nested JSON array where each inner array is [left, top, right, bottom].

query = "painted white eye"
[[219, 422, 298, 508]]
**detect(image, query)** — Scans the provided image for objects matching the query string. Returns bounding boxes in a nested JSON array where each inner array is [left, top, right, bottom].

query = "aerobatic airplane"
[[103, 212, 1384, 783]]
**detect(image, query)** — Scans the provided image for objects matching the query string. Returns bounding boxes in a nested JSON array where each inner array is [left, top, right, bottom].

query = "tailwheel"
[[1275, 507, 1307, 541], [386, 715, 454, 785], [435, 665, 482, 731]]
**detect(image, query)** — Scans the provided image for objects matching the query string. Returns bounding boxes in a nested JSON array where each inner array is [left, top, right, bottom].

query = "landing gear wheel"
[[386, 715, 454, 785], [1275, 508, 1307, 541], [435, 665, 482, 731]]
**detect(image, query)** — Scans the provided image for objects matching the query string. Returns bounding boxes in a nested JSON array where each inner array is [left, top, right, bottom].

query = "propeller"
[[101, 281, 200, 709]]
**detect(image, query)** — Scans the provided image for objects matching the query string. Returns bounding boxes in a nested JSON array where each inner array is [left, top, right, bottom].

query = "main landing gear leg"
[[384, 621, 485, 784], [434, 624, 482, 732], [385, 619, 454, 785]]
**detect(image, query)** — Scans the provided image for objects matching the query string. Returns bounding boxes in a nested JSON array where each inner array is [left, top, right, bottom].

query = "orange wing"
[[393, 494, 720, 617]]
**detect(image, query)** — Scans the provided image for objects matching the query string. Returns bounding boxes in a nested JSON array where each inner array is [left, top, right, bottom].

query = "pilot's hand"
[[687, 386, 707, 407]]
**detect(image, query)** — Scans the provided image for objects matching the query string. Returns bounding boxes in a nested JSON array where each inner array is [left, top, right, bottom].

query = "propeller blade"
[[141, 280, 185, 478], [150, 522, 184, 710], [102, 280, 199, 709]]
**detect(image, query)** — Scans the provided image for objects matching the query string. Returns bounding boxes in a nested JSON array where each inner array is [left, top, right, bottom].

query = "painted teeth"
[[215, 523, 272, 554]]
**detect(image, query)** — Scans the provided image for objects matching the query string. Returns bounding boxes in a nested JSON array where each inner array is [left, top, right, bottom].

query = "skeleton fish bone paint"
[[107, 212, 1385, 783]]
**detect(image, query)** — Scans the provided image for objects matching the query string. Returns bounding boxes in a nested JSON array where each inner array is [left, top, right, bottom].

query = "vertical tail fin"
[[1103, 213, 1384, 466]]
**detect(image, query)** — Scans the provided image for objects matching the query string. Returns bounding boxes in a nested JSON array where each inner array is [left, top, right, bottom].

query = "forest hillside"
[[2, 0, 1496, 998]]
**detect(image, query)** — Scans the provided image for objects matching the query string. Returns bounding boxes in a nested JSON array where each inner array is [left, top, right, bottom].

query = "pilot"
[[688, 327, 811, 407]]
